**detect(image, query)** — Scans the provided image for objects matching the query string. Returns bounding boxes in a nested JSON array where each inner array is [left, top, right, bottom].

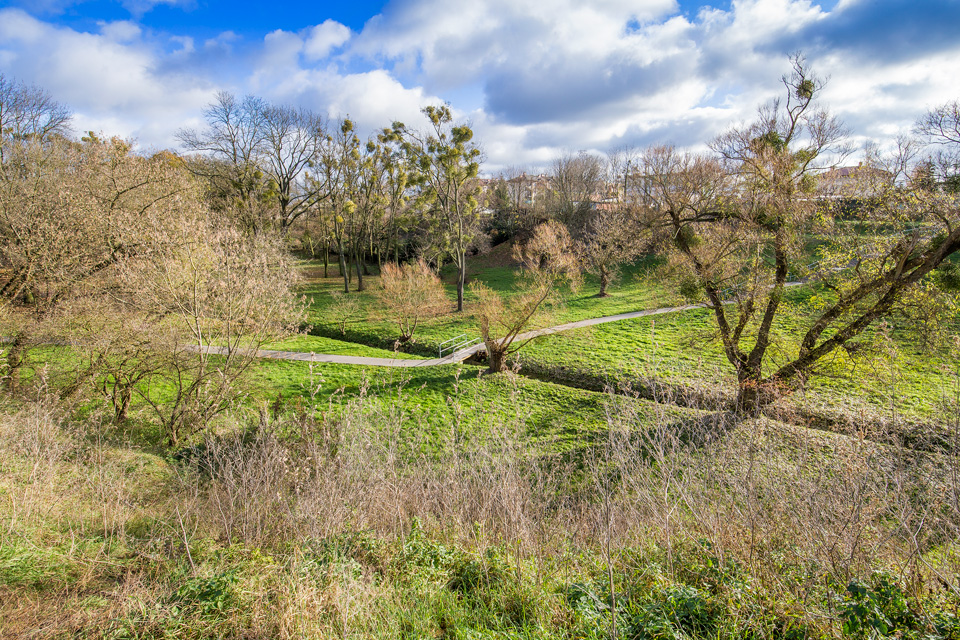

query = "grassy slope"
[[3, 395, 957, 639], [254, 357, 701, 457], [295, 251, 959, 424], [299, 252, 682, 356]]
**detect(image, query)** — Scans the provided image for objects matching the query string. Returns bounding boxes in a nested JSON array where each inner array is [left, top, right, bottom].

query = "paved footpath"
[[202, 301, 715, 368]]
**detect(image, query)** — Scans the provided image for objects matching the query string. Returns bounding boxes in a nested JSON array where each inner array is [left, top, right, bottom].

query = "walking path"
[[201, 301, 717, 368]]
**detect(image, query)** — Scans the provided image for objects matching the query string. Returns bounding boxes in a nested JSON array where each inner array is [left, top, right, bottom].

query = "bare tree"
[[377, 131, 416, 265], [473, 221, 581, 373], [177, 92, 271, 231], [550, 151, 606, 235], [260, 103, 328, 231], [121, 225, 302, 446], [0, 74, 71, 161], [178, 92, 327, 234], [916, 99, 960, 146], [327, 290, 361, 335], [915, 99, 960, 192], [0, 115, 301, 439], [578, 209, 642, 297], [375, 258, 449, 345], [0, 136, 195, 389]]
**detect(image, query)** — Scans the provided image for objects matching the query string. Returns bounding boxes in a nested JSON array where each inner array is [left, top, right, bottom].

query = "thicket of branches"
[[0, 77, 302, 445]]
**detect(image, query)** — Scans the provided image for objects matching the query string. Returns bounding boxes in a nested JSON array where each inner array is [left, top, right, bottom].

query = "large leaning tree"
[[385, 105, 483, 312], [641, 55, 960, 413]]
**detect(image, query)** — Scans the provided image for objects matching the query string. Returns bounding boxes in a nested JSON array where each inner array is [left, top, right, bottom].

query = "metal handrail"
[[439, 334, 467, 357], [451, 337, 481, 356], [439, 335, 481, 358]]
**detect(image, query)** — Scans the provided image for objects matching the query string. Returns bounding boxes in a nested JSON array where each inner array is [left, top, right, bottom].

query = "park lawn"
[[299, 254, 682, 356], [262, 334, 421, 359], [252, 357, 701, 456], [295, 251, 959, 423], [515, 289, 959, 423]]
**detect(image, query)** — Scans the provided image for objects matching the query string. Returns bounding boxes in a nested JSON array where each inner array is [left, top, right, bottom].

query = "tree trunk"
[[338, 245, 349, 293], [734, 372, 780, 415], [598, 271, 610, 297], [4, 333, 27, 391], [354, 251, 365, 292], [486, 345, 507, 374], [456, 260, 465, 313], [115, 384, 132, 423], [365, 234, 374, 275], [735, 382, 761, 415]]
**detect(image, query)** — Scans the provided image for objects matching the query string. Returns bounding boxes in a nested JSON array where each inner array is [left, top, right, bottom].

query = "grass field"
[[298, 251, 682, 356], [288, 252, 959, 428]]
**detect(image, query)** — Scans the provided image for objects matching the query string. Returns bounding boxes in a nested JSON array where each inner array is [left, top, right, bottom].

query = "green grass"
[[253, 356, 700, 457], [300, 255, 682, 356], [514, 287, 960, 422], [262, 334, 421, 359], [19, 246, 959, 436]]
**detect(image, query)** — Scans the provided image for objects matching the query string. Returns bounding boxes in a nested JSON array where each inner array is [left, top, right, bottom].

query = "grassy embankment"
[[282, 248, 960, 430], [3, 245, 959, 638], [2, 386, 959, 638]]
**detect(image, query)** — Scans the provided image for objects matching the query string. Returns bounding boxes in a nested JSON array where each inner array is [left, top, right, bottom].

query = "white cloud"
[[204, 31, 239, 51], [119, 0, 193, 19], [169, 35, 195, 55], [0, 8, 215, 148], [98, 20, 142, 43], [255, 65, 436, 138], [304, 20, 351, 61], [2, 0, 959, 171]]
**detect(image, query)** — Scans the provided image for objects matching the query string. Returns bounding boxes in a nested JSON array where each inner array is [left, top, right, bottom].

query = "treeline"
[[177, 95, 483, 311]]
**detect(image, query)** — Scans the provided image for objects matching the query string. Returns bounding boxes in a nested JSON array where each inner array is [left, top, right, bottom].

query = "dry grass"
[[1, 379, 958, 638]]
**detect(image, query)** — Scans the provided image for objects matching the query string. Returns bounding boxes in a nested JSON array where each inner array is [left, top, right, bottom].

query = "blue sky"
[[1, 0, 958, 172]]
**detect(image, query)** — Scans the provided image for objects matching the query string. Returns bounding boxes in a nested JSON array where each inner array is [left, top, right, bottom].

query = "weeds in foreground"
[[1, 375, 959, 638]]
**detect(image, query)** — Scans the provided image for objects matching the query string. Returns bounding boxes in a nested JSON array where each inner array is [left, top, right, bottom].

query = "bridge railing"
[[439, 334, 481, 358]]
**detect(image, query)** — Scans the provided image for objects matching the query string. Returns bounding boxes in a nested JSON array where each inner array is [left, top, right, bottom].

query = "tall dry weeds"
[[2, 368, 958, 637]]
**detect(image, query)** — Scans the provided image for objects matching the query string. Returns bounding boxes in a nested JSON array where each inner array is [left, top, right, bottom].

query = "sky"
[[1, 0, 958, 173]]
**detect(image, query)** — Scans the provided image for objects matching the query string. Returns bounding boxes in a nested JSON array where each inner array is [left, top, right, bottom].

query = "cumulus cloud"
[[98, 20, 142, 43], [0, 8, 215, 148], [119, 0, 194, 19], [1, 0, 959, 170], [253, 65, 437, 138], [304, 20, 351, 61], [346, 0, 960, 167], [352, 0, 679, 90]]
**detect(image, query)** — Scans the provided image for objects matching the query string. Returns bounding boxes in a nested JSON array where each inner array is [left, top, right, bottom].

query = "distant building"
[[818, 164, 894, 199]]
